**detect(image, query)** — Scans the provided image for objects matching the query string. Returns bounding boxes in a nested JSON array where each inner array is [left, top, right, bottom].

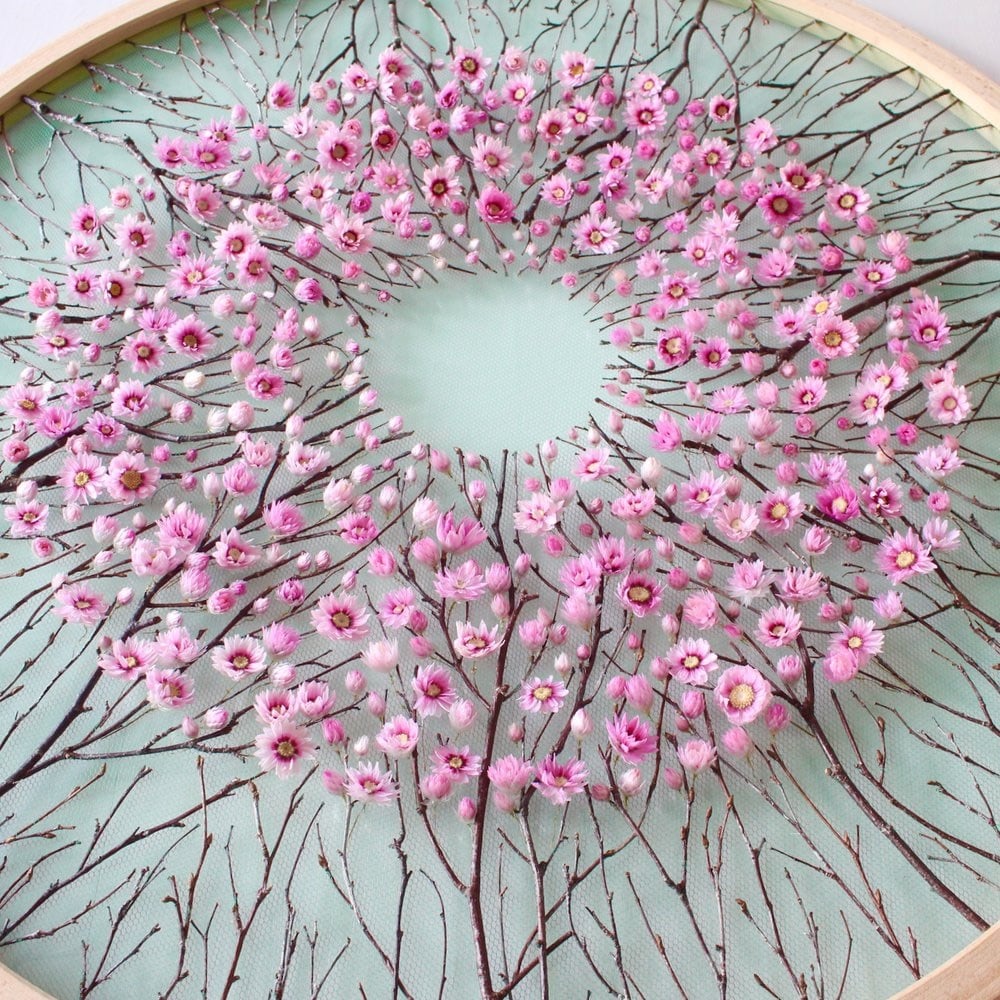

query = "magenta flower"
[[605, 713, 658, 764], [876, 529, 936, 584], [432, 744, 483, 784], [533, 755, 589, 805], [616, 572, 664, 618], [411, 664, 456, 717], [713, 665, 772, 725], [312, 592, 371, 641], [475, 183, 515, 224], [255, 719, 317, 779]]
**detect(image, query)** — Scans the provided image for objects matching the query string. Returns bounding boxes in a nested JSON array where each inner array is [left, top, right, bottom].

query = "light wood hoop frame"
[[0, 2, 995, 998]]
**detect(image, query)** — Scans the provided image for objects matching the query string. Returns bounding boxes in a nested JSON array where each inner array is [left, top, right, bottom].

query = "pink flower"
[[605, 713, 657, 764], [907, 296, 950, 351], [255, 719, 316, 778], [572, 208, 621, 254], [99, 637, 158, 679], [831, 617, 884, 663], [682, 589, 718, 629], [213, 527, 261, 570], [52, 583, 108, 625], [312, 592, 371, 641], [411, 663, 456, 716], [827, 182, 871, 220], [296, 679, 334, 718], [145, 668, 195, 709], [759, 488, 804, 533], [756, 604, 802, 647], [677, 739, 717, 773], [533, 755, 588, 805], [663, 637, 718, 685], [5, 499, 49, 537], [376, 715, 420, 757], [714, 665, 772, 725], [487, 755, 535, 796], [573, 446, 617, 481], [453, 620, 500, 659], [436, 511, 487, 553], [876, 529, 936, 584], [435, 559, 487, 601], [432, 743, 483, 784], [475, 183, 515, 224], [344, 762, 398, 803], [211, 636, 267, 680], [616, 572, 664, 617], [255, 688, 297, 724], [106, 452, 160, 502], [519, 676, 568, 713]]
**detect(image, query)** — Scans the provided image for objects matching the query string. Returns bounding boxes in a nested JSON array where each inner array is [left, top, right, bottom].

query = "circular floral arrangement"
[[0, 1, 997, 994]]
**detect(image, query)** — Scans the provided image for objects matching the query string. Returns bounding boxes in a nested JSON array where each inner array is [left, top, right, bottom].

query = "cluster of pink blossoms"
[[1, 37, 974, 811]]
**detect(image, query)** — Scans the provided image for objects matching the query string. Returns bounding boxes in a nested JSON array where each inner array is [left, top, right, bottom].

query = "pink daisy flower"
[[145, 668, 195, 709], [616, 572, 664, 618], [714, 665, 772, 725], [432, 744, 483, 784], [756, 604, 803, 648], [211, 636, 267, 680], [98, 637, 158, 679], [519, 676, 568, 714], [52, 582, 108, 626], [606, 713, 657, 764], [344, 762, 397, 804], [312, 592, 371, 641], [533, 755, 588, 805], [662, 637, 718, 685], [376, 715, 420, 757], [255, 719, 317, 778], [411, 664, 456, 717], [877, 529, 936, 584]]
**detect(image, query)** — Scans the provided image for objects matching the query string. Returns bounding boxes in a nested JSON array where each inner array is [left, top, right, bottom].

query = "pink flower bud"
[[457, 796, 477, 821], [421, 772, 454, 801], [777, 655, 803, 683], [322, 717, 347, 745], [619, 767, 644, 796], [322, 769, 346, 795], [681, 690, 705, 717], [765, 703, 789, 731], [722, 727, 753, 757], [568, 708, 592, 740], [449, 698, 476, 730], [589, 783, 611, 802], [181, 716, 200, 739], [204, 706, 230, 729], [345, 670, 366, 695], [366, 691, 386, 718]]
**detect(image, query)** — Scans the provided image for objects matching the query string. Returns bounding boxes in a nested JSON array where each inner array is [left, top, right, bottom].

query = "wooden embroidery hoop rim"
[[0, 1, 995, 998]]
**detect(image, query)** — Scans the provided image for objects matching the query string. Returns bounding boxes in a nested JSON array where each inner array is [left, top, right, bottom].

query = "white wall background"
[[0, 0, 997, 82]]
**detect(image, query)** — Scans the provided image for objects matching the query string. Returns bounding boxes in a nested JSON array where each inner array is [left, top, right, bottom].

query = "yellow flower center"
[[728, 683, 755, 710]]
